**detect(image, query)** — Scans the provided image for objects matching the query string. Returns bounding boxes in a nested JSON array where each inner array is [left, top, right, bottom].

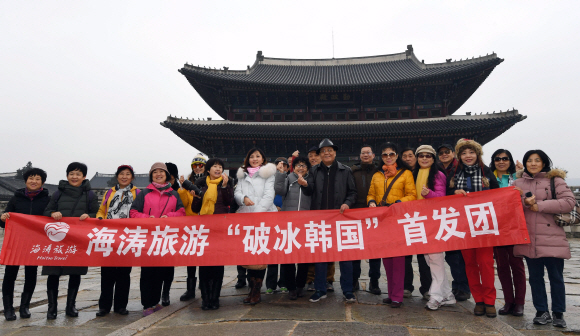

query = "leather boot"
[[180, 277, 197, 301], [46, 290, 58, 320], [200, 279, 210, 310], [369, 278, 381, 295], [3, 296, 16, 321], [19, 292, 33, 318], [243, 277, 256, 304], [210, 278, 222, 310], [498, 303, 514, 315], [161, 283, 170, 306], [65, 286, 79, 317], [249, 278, 263, 305], [512, 304, 524, 316]]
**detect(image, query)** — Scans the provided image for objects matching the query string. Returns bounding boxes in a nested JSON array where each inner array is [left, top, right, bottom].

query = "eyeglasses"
[[438, 149, 451, 155], [494, 157, 510, 162], [381, 152, 397, 158], [360, 151, 373, 155], [417, 154, 433, 159], [295, 164, 307, 169], [320, 148, 335, 153], [192, 163, 205, 168]]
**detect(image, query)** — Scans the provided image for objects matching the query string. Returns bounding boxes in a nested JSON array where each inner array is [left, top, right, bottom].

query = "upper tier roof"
[[180, 45, 502, 89]]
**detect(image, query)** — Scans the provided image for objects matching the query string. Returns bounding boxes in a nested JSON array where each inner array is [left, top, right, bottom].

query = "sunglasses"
[[494, 157, 510, 162], [417, 154, 433, 159], [438, 149, 451, 155], [381, 152, 397, 158], [192, 163, 205, 168]]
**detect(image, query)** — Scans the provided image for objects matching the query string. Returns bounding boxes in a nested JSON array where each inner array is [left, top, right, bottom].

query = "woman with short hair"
[[1, 168, 50, 320], [234, 148, 277, 305], [448, 139, 499, 318], [43, 162, 100, 319], [513, 150, 575, 328], [95, 165, 140, 317], [489, 149, 526, 317]]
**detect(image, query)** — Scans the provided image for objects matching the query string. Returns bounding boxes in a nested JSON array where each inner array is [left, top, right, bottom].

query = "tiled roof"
[[162, 110, 525, 140], [180, 48, 502, 89], [0, 176, 58, 200], [88, 173, 150, 189]]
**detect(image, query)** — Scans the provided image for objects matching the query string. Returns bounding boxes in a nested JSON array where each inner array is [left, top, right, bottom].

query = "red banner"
[[0, 188, 529, 267]]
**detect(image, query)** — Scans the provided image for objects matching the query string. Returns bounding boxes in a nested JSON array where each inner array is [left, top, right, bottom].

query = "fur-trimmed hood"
[[237, 163, 277, 180], [517, 168, 567, 179]]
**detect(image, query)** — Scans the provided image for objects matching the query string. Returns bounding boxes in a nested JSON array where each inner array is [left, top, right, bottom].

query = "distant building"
[[163, 45, 526, 170]]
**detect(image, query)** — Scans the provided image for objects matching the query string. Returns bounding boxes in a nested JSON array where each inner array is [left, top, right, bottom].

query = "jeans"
[[404, 254, 432, 295], [445, 250, 470, 293], [314, 261, 353, 294], [525, 257, 566, 313]]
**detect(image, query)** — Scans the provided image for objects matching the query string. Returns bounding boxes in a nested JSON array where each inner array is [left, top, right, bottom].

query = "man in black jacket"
[[350, 144, 382, 295], [307, 139, 357, 303]]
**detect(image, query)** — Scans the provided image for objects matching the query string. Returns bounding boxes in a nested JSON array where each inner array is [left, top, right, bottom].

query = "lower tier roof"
[[162, 110, 525, 140]]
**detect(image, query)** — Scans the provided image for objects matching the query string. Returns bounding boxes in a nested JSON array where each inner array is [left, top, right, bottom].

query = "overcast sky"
[[1, 1, 579, 184]]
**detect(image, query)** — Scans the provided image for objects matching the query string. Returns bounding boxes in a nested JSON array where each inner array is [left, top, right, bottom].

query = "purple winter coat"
[[423, 171, 447, 199], [513, 169, 575, 259]]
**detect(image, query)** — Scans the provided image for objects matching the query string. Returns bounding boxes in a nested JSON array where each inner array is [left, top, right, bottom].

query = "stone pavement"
[[1, 230, 579, 335]]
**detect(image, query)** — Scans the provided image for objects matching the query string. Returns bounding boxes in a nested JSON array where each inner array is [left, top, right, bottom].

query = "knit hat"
[[191, 153, 208, 167], [149, 162, 170, 176], [165, 162, 178, 178], [415, 145, 437, 157], [455, 138, 483, 158]]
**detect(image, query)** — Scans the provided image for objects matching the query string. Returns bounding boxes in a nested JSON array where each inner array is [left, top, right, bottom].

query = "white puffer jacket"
[[234, 163, 277, 213]]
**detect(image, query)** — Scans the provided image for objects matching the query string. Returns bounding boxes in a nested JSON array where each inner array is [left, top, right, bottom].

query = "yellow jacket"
[[178, 188, 198, 216], [96, 185, 140, 219], [367, 169, 417, 205]]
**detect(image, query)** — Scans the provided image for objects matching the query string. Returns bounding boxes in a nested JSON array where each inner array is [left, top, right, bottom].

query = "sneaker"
[[390, 301, 402, 308], [533, 311, 552, 325], [142, 307, 155, 317], [344, 292, 356, 303], [425, 298, 442, 311], [279, 287, 289, 293], [422, 292, 430, 300], [265, 288, 275, 294], [309, 291, 327, 303], [552, 312, 566, 328], [403, 289, 412, 298], [441, 294, 456, 306], [326, 281, 335, 292], [153, 304, 163, 312], [307, 282, 315, 291], [382, 297, 392, 304]]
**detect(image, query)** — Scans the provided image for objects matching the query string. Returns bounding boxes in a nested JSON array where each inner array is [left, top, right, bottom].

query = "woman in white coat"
[[234, 147, 277, 305]]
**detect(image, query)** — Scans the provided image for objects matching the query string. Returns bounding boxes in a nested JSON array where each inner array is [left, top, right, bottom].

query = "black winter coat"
[[191, 177, 234, 215], [308, 160, 357, 210], [0, 188, 51, 228], [42, 179, 99, 276], [351, 162, 378, 209]]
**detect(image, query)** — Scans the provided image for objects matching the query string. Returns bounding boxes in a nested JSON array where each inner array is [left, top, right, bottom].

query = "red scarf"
[[382, 163, 398, 178]]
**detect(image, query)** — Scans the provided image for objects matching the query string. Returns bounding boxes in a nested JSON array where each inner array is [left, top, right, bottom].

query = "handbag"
[[550, 177, 580, 227], [378, 169, 405, 207]]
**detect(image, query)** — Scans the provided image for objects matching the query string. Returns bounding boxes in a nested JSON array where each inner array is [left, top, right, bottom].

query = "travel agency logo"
[[44, 222, 70, 242]]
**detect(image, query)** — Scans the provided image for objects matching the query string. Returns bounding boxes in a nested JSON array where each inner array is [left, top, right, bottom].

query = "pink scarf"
[[247, 166, 260, 178]]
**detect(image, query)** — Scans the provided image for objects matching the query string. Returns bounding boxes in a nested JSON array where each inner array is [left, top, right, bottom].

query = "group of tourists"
[[1, 138, 576, 329]]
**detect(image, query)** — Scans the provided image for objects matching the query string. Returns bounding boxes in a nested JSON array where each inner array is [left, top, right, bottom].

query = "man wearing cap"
[[307, 138, 357, 303], [307, 146, 321, 167], [350, 144, 382, 295], [437, 144, 458, 177]]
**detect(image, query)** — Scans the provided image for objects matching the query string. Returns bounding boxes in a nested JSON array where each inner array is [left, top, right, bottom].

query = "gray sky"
[[1, 1, 579, 184]]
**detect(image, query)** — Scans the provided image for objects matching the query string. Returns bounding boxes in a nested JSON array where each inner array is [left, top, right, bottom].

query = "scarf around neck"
[[200, 176, 223, 215], [25, 188, 43, 200], [415, 168, 429, 200], [494, 170, 514, 187], [152, 181, 171, 192], [455, 163, 483, 192], [107, 184, 134, 219], [247, 166, 260, 178], [382, 163, 398, 178]]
